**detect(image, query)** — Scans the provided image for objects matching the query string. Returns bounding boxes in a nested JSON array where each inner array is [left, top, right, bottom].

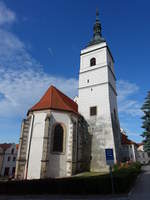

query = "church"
[[15, 10, 122, 179]]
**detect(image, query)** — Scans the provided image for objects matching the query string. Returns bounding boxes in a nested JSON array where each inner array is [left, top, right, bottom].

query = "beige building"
[[137, 144, 150, 164], [121, 129, 150, 164], [0, 143, 18, 177]]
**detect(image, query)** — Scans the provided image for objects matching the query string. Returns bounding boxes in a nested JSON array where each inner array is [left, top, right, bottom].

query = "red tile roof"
[[121, 133, 137, 146], [0, 143, 12, 151], [16, 144, 19, 150], [137, 142, 143, 147], [29, 85, 78, 114]]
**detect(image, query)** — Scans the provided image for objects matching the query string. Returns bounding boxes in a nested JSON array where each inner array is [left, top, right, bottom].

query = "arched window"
[[90, 57, 96, 66], [52, 124, 64, 153]]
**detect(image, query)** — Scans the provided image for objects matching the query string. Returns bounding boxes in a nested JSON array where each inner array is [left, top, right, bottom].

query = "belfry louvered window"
[[52, 124, 64, 153], [90, 57, 96, 66]]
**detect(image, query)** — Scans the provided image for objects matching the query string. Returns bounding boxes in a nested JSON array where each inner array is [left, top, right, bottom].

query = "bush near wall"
[[0, 162, 141, 195]]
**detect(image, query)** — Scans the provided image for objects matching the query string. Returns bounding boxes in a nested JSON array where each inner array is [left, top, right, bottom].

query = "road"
[[129, 165, 150, 200]]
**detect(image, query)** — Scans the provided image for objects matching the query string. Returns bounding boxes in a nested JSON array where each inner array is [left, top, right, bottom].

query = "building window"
[[90, 106, 97, 116], [52, 124, 64, 153], [87, 79, 89, 83], [13, 157, 16, 161], [8, 156, 11, 161], [11, 148, 14, 154], [4, 167, 9, 176], [90, 57, 96, 66]]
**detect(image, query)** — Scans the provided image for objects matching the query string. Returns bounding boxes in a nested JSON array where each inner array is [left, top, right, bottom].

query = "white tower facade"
[[78, 10, 121, 171]]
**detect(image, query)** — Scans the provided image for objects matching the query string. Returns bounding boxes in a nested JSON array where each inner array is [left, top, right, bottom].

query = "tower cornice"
[[80, 43, 114, 63]]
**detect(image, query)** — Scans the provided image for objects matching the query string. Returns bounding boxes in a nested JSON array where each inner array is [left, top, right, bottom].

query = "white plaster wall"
[[128, 144, 136, 162], [78, 84, 110, 119], [78, 41, 119, 170], [106, 49, 114, 73], [79, 67, 108, 88], [108, 68, 116, 91], [27, 112, 47, 179], [80, 43, 107, 71], [47, 111, 73, 178]]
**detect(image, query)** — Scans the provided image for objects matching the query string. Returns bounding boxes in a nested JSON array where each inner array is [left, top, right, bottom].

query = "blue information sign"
[[105, 148, 114, 165]]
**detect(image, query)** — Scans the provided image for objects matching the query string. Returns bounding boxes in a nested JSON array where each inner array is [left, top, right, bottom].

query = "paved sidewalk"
[[129, 165, 150, 200]]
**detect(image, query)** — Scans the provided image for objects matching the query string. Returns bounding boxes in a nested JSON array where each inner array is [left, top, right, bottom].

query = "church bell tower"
[[78, 10, 121, 171]]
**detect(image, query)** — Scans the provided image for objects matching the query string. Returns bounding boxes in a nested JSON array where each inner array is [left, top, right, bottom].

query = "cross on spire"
[[96, 8, 99, 21]]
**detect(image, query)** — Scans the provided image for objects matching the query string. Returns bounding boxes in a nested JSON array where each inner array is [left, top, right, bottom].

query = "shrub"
[[0, 164, 141, 195]]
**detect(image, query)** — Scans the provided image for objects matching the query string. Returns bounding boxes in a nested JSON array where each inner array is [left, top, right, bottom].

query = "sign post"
[[105, 148, 115, 194]]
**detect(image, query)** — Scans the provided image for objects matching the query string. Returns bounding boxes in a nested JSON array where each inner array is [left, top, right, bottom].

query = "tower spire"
[[96, 8, 99, 21], [87, 9, 105, 47]]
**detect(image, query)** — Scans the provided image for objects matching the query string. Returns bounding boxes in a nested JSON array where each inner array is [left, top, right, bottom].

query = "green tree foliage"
[[141, 91, 150, 155]]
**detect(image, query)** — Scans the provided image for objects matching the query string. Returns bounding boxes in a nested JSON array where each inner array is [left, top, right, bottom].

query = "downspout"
[[25, 114, 35, 179]]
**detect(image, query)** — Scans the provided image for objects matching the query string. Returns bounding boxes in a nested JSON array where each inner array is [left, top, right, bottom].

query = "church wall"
[[76, 116, 91, 172], [107, 67, 116, 92], [78, 83, 111, 120], [80, 43, 107, 71], [46, 111, 75, 178], [78, 83, 115, 171], [27, 112, 47, 179], [78, 41, 121, 172], [108, 86, 121, 162], [15, 116, 32, 179], [106, 48, 114, 74], [79, 67, 108, 89]]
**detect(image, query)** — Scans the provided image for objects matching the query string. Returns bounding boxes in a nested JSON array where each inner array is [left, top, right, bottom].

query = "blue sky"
[[0, 0, 150, 143]]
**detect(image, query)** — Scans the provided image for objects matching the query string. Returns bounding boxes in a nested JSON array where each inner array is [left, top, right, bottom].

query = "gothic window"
[[90, 57, 96, 66], [52, 124, 64, 153], [90, 106, 97, 116]]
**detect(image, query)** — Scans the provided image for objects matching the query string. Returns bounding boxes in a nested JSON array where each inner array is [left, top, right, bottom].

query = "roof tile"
[[29, 85, 78, 114]]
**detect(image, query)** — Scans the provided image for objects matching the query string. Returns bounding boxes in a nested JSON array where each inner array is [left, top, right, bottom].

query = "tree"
[[141, 91, 150, 156]]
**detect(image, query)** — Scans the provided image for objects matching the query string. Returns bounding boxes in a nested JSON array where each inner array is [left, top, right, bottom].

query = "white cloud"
[[0, 2, 142, 122], [0, 28, 78, 118], [117, 80, 142, 117], [0, 67, 78, 118], [0, 1, 16, 26], [0, 2, 78, 119]]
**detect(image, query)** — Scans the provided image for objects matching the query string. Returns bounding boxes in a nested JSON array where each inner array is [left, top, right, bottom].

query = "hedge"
[[0, 163, 141, 195]]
